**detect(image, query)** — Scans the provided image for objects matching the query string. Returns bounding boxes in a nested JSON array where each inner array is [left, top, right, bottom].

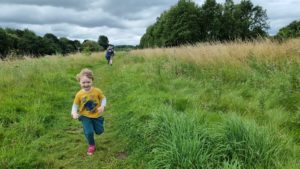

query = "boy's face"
[[79, 76, 93, 92]]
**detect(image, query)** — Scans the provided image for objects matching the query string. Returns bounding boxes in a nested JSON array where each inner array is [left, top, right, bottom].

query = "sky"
[[0, 0, 299, 45]]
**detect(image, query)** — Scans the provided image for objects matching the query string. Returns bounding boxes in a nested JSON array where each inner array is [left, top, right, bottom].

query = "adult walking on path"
[[105, 44, 115, 66]]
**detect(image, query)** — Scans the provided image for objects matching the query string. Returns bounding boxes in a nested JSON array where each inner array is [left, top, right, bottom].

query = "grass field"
[[1, 39, 300, 168]]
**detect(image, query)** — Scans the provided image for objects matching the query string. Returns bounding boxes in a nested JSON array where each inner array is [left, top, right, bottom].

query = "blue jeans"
[[79, 116, 104, 145]]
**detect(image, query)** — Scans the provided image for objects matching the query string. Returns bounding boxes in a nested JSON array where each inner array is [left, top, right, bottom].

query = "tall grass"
[[145, 111, 289, 169], [113, 38, 300, 168], [131, 38, 300, 65], [219, 115, 289, 169], [147, 109, 222, 169]]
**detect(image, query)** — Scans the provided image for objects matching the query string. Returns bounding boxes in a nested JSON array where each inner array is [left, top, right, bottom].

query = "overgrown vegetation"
[[1, 39, 300, 168]]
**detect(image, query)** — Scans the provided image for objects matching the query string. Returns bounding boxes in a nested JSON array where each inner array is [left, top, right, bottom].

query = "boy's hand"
[[98, 106, 105, 114], [71, 112, 79, 119]]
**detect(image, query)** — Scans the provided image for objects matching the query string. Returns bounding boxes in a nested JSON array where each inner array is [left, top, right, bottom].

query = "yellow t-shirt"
[[73, 87, 105, 118]]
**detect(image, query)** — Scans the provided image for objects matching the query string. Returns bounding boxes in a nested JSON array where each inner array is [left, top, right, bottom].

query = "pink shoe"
[[87, 145, 95, 155]]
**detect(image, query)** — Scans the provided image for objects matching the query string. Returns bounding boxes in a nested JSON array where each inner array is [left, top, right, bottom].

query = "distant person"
[[105, 44, 115, 66], [71, 68, 107, 156]]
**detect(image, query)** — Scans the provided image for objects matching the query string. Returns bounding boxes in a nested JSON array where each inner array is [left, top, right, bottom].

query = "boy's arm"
[[101, 97, 107, 107], [98, 97, 107, 113], [71, 104, 79, 119]]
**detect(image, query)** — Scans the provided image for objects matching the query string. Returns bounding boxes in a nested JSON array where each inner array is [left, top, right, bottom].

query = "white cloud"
[[0, 0, 96, 10]]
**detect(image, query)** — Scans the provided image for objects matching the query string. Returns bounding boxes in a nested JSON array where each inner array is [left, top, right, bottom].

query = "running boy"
[[71, 68, 107, 155]]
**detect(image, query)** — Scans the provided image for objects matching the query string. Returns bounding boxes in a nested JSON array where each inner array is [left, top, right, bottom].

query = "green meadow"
[[1, 39, 300, 168]]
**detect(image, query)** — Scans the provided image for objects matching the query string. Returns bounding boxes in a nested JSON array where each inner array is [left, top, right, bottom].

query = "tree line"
[[140, 0, 270, 48], [0, 28, 111, 59], [275, 20, 300, 40]]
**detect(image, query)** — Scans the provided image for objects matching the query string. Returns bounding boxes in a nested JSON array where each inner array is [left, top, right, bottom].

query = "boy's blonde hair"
[[76, 68, 94, 81]]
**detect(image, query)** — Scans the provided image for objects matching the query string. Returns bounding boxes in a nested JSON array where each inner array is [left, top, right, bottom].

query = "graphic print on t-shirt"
[[82, 96, 97, 113]]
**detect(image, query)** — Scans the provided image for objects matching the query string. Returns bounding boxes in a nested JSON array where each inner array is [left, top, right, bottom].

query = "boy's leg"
[[92, 116, 104, 135], [79, 116, 95, 145]]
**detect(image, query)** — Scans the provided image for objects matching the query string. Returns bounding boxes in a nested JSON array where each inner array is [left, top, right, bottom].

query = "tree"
[[59, 37, 77, 55], [140, 0, 269, 48], [164, 0, 202, 46], [276, 20, 300, 39], [17, 29, 40, 56], [4, 28, 21, 57], [201, 0, 223, 41], [0, 28, 9, 59], [140, 25, 155, 48], [82, 40, 101, 53], [73, 40, 81, 52], [1, 27, 93, 57], [43, 33, 62, 55], [220, 0, 237, 40], [98, 35, 109, 50], [233, 0, 269, 39], [140, 0, 202, 47]]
